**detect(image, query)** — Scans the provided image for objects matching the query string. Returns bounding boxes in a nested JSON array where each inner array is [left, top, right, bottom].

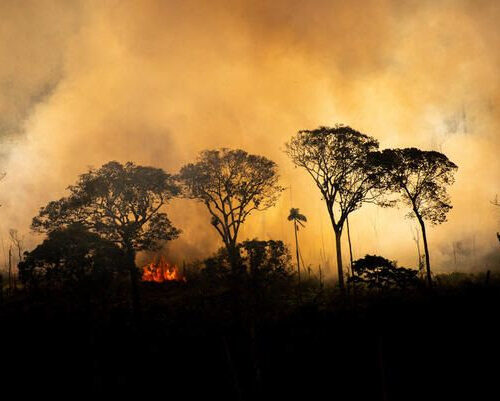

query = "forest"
[[1, 124, 499, 400]]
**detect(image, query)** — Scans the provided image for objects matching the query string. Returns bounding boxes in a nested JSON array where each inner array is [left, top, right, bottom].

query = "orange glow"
[[141, 257, 186, 283]]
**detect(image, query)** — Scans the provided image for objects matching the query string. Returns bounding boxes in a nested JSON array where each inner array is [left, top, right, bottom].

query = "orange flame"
[[141, 257, 186, 283]]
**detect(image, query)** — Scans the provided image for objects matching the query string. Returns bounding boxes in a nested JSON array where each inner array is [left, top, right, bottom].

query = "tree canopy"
[[377, 148, 458, 224], [19, 223, 125, 289], [32, 161, 181, 254], [288, 208, 307, 228]]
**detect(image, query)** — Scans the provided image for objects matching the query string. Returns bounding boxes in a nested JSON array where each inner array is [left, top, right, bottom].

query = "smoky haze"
[[0, 0, 499, 274]]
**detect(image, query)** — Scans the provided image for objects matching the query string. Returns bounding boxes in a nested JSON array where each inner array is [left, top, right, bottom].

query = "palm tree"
[[288, 208, 307, 283]]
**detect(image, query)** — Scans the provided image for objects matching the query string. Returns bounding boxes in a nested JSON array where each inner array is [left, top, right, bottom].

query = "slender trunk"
[[294, 221, 301, 284], [346, 216, 354, 276], [334, 229, 344, 290], [414, 227, 423, 273], [292, 222, 302, 303], [327, 204, 345, 291], [347, 217, 357, 297], [417, 216, 432, 287]]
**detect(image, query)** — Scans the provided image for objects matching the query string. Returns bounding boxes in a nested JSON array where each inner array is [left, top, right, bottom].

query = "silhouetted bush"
[[348, 254, 420, 290], [203, 239, 293, 281], [18, 223, 126, 292]]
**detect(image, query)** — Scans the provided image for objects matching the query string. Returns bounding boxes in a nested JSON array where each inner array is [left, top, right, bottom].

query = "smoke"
[[0, 0, 499, 273], [0, 1, 81, 128]]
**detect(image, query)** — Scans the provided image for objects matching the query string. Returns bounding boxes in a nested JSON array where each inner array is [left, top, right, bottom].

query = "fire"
[[141, 257, 186, 283]]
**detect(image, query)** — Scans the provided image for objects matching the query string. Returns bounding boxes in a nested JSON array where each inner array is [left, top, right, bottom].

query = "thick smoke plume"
[[1, 0, 499, 273]]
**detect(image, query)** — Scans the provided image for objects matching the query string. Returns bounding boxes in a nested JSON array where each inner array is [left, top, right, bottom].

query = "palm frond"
[[288, 208, 307, 226], [296, 214, 307, 222]]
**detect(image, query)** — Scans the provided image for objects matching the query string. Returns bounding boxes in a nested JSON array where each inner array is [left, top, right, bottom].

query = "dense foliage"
[[203, 239, 293, 280], [32, 161, 181, 254], [19, 223, 125, 290], [348, 254, 420, 290]]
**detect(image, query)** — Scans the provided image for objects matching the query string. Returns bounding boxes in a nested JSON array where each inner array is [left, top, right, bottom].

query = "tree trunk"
[[417, 216, 432, 287], [346, 216, 354, 276], [125, 246, 141, 326], [227, 242, 241, 274], [294, 221, 301, 284], [335, 229, 344, 290]]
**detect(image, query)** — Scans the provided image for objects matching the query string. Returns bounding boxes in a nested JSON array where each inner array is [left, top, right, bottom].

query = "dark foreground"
[[1, 274, 499, 401]]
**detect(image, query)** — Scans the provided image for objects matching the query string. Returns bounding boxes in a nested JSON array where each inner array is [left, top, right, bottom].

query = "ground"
[[1, 273, 499, 400]]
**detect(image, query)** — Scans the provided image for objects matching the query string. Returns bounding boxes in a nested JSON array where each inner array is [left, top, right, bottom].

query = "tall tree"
[[377, 148, 457, 286], [178, 148, 284, 272], [287, 208, 307, 283], [32, 161, 181, 316], [285, 125, 383, 289]]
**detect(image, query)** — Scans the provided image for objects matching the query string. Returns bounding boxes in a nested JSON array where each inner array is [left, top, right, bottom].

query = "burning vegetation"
[[141, 257, 186, 283]]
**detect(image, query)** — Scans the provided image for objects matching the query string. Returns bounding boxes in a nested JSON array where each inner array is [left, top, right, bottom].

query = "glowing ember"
[[141, 257, 186, 283]]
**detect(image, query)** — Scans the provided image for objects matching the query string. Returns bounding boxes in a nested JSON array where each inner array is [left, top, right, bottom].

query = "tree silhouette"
[[19, 223, 125, 291], [285, 125, 384, 289], [179, 148, 284, 273], [376, 148, 458, 286], [287, 208, 307, 284], [239, 239, 292, 280], [348, 254, 419, 290], [31, 161, 181, 317]]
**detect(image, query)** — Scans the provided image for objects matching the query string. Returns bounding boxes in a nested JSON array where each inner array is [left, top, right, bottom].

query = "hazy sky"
[[1, 0, 499, 274]]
